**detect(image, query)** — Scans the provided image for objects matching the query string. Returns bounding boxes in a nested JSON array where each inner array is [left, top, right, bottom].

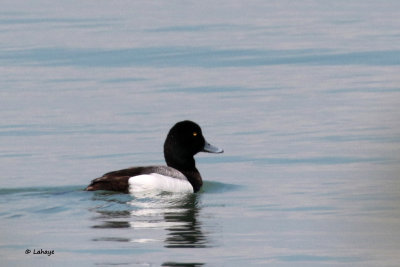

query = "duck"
[[85, 120, 223, 193]]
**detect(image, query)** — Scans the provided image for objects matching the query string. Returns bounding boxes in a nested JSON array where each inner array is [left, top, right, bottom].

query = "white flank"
[[128, 173, 194, 194]]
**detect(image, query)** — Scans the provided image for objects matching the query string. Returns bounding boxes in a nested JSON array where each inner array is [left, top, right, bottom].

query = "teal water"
[[1, 0, 400, 266]]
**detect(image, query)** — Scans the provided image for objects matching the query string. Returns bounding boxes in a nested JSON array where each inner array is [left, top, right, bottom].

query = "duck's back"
[[85, 166, 193, 193]]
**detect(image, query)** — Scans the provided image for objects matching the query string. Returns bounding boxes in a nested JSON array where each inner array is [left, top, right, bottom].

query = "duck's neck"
[[165, 156, 203, 192]]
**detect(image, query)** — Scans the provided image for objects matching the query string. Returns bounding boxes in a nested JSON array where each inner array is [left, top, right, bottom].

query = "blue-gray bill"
[[202, 141, 224, 153]]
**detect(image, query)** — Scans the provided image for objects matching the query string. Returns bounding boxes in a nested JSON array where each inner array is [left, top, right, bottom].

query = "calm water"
[[1, 0, 400, 266]]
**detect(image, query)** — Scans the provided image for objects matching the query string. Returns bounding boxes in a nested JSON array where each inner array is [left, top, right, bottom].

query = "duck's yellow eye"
[[193, 132, 197, 137]]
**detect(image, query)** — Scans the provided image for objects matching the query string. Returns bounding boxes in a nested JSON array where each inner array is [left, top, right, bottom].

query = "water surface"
[[1, 0, 400, 266]]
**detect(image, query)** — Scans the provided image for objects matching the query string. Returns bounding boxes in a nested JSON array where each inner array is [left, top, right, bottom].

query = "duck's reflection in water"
[[90, 191, 210, 248], [162, 194, 206, 248]]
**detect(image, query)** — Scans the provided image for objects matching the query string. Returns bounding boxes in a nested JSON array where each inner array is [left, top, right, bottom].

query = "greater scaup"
[[85, 120, 223, 193]]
